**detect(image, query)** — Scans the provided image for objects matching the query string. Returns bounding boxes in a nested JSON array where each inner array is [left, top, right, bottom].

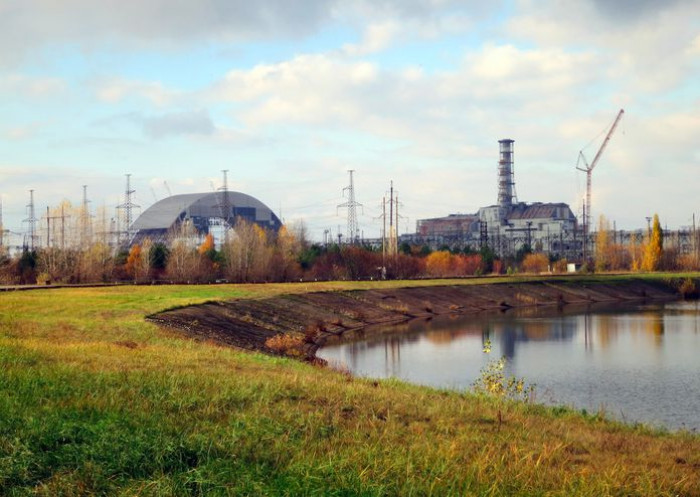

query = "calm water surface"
[[318, 301, 700, 431]]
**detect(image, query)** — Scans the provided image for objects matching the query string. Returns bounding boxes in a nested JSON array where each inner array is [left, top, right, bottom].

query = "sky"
[[1, 0, 699, 244]]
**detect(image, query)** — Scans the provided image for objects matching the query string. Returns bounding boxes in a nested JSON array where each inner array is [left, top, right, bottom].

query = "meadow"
[[1, 276, 699, 496]]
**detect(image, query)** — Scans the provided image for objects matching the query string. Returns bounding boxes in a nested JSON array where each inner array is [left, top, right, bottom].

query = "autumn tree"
[[425, 250, 454, 277], [125, 244, 145, 281], [166, 221, 202, 282], [270, 226, 301, 281], [77, 242, 114, 282], [221, 218, 271, 282], [197, 233, 220, 281], [521, 253, 549, 273], [642, 214, 663, 272]]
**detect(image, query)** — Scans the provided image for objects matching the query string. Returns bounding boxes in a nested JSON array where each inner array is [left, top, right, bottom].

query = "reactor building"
[[411, 139, 580, 258]]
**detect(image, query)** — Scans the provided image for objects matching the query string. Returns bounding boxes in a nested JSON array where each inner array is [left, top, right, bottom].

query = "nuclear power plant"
[[408, 139, 581, 258]]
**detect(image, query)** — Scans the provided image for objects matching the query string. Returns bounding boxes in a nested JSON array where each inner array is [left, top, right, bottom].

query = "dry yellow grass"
[[1, 278, 699, 495]]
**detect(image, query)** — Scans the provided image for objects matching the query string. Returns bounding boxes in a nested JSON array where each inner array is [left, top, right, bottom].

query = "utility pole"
[[0, 196, 6, 249], [337, 170, 362, 244], [382, 196, 387, 264], [81, 185, 91, 245], [389, 181, 396, 256], [46, 206, 59, 247], [694, 213, 698, 260]]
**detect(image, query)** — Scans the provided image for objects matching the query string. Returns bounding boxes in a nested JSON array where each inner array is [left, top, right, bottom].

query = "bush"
[[264, 334, 306, 357], [521, 253, 549, 273]]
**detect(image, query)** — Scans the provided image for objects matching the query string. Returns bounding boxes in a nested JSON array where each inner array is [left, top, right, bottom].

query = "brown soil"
[[148, 278, 683, 360]]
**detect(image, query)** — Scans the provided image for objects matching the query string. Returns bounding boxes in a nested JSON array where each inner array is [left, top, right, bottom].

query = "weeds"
[[473, 340, 534, 402], [264, 334, 306, 357], [1, 281, 699, 496]]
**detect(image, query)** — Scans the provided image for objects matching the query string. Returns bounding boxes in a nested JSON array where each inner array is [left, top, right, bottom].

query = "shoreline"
[[148, 277, 685, 359]]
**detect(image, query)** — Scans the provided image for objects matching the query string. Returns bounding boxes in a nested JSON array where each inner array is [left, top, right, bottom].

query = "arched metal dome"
[[130, 191, 282, 244]]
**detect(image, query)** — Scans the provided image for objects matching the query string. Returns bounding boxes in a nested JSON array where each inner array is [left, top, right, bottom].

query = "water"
[[318, 301, 700, 431]]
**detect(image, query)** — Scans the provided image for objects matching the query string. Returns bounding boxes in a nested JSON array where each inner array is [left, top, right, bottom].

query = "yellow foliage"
[[425, 251, 453, 277], [521, 253, 549, 273], [642, 214, 663, 272], [198, 233, 215, 255], [125, 244, 142, 277]]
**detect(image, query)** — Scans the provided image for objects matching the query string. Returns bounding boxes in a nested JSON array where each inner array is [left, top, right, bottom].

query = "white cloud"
[[3, 122, 45, 141], [94, 78, 179, 106], [0, 74, 66, 97], [342, 21, 402, 56], [92, 110, 216, 139], [509, 0, 700, 93]]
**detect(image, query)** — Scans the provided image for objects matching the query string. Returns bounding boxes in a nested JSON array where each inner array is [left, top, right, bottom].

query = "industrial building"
[[407, 139, 581, 258], [130, 191, 282, 245]]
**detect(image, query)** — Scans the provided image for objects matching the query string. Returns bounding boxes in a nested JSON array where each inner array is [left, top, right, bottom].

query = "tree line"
[[1, 213, 698, 285]]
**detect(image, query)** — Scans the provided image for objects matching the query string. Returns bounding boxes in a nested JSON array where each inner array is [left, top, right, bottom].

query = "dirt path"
[[147, 278, 684, 360]]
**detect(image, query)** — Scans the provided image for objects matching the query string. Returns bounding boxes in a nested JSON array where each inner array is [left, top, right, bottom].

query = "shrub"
[[264, 334, 306, 357], [521, 253, 549, 273]]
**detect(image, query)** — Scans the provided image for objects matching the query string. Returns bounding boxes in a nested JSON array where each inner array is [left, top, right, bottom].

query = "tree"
[[166, 221, 201, 282], [125, 244, 145, 281], [521, 253, 549, 273], [221, 218, 271, 282], [642, 214, 663, 272], [270, 226, 301, 281], [425, 250, 454, 277]]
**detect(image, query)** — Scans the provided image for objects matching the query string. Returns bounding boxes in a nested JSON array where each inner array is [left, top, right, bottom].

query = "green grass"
[[1, 275, 700, 496]]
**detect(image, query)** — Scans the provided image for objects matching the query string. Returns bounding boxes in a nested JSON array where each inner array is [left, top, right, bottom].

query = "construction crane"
[[576, 108, 624, 260]]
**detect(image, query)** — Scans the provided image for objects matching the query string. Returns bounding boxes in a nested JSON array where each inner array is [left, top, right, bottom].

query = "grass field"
[[1, 275, 699, 496]]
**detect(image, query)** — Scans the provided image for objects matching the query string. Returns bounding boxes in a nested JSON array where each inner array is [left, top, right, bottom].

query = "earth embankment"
[[148, 278, 683, 359]]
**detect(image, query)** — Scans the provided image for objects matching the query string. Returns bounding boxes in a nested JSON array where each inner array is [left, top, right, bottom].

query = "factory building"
[[130, 191, 282, 246], [408, 139, 580, 258]]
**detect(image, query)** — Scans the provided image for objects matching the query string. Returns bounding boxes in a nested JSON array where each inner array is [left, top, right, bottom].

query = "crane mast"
[[576, 108, 624, 261]]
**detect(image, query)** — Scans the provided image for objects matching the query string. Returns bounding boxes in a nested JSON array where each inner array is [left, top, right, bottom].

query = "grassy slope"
[[1, 276, 699, 496]]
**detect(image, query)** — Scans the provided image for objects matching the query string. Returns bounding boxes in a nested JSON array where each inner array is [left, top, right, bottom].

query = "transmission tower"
[[80, 185, 92, 245], [337, 170, 363, 244], [23, 189, 38, 250], [116, 174, 139, 245], [218, 169, 232, 227]]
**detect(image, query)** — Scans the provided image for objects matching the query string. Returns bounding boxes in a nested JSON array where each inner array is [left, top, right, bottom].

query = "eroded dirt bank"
[[148, 278, 687, 359]]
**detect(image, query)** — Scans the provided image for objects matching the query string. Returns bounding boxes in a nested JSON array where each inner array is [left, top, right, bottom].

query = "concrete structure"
[[130, 191, 282, 245], [408, 139, 581, 258]]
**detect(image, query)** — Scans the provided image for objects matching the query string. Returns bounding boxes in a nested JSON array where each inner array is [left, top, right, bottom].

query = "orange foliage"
[[425, 251, 483, 277], [425, 251, 453, 277], [521, 253, 549, 273], [198, 233, 215, 255], [125, 244, 142, 278]]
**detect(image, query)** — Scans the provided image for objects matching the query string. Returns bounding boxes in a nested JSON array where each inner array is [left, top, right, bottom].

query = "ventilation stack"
[[497, 139, 516, 222]]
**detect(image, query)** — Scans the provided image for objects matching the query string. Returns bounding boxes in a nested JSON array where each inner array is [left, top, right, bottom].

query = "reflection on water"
[[318, 301, 700, 431]]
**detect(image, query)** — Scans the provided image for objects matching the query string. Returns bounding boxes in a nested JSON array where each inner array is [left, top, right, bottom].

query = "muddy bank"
[[147, 278, 690, 359]]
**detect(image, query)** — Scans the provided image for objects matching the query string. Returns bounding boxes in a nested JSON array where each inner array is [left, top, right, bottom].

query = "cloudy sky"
[[2, 0, 699, 242]]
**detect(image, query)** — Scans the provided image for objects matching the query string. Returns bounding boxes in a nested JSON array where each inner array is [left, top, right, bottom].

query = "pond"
[[317, 301, 700, 431]]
